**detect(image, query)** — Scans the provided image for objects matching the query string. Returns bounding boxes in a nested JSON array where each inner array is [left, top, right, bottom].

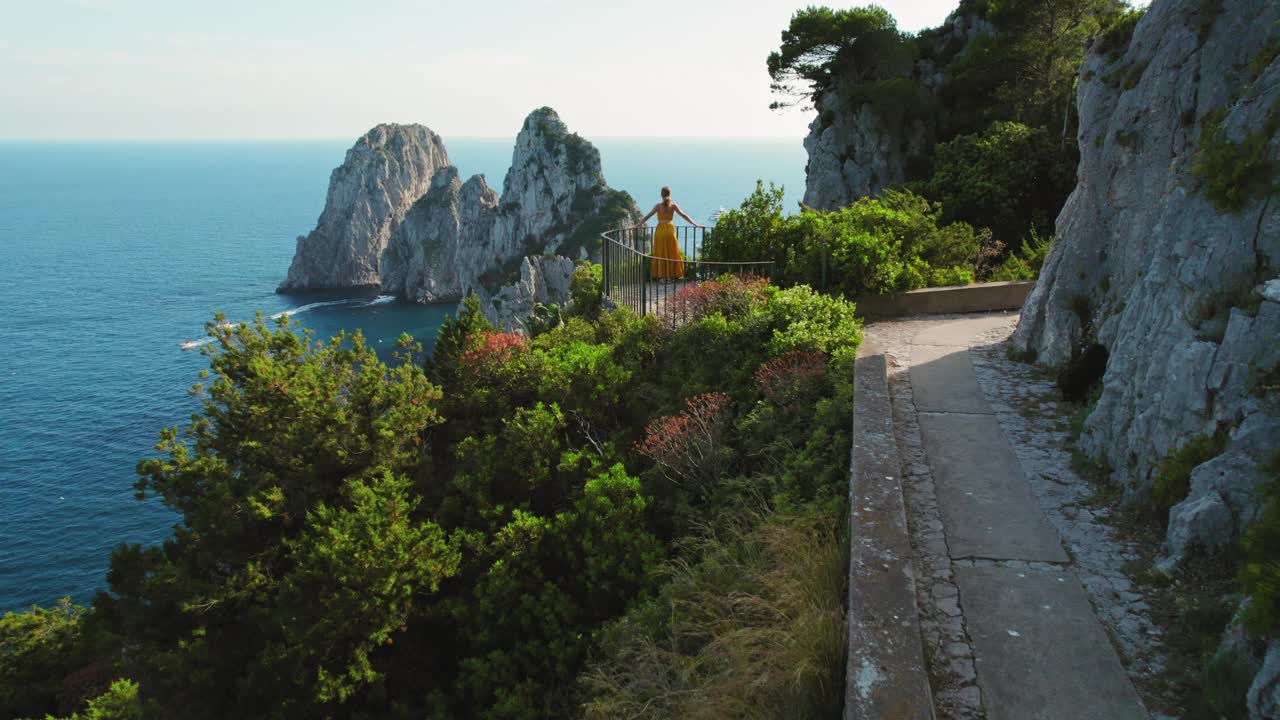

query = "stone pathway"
[[864, 313, 1163, 720]]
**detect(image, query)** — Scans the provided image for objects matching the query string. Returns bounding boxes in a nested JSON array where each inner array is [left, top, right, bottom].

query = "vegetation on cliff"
[[0, 274, 860, 719], [773, 0, 1142, 251], [704, 180, 1026, 294]]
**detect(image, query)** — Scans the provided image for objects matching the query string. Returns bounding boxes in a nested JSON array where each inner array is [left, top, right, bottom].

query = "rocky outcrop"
[[472, 255, 577, 332], [1251, 639, 1280, 720], [803, 96, 923, 210], [1011, 0, 1279, 570], [378, 168, 499, 303], [801, 12, 991, 209], [380, 107, 638, 304], [279, 124, 449, 291]]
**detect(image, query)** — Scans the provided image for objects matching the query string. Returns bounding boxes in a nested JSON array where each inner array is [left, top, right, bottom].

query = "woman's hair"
[[661, 186, 671, 206]]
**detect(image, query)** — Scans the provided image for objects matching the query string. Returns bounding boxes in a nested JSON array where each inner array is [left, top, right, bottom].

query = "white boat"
[[179, 340, 200, 351]]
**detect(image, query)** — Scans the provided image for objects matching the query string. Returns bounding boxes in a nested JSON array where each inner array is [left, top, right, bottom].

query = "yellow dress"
[[651, 206, 685, 279]]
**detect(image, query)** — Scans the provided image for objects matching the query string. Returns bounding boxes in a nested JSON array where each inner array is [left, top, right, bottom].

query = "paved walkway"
[[898, 316, 1148, 720]]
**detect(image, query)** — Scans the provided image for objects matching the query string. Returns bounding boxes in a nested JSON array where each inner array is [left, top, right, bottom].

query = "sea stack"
[[381, 107, 639, 304], [281, 108, 638, 324], [278, 123, 450, 292]]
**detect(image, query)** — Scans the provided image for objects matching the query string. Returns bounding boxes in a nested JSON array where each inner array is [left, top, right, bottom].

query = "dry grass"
[[581, 507, 848, 720]]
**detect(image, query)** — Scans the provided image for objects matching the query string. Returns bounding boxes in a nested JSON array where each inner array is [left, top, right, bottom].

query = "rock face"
[[1251, 640, 1280, 720], [279, 124, 450, 291], [1012, 0, 1279, 570], [378, 168, 499, 303], [802, 97, 923, 210], [801, 12, 991, 210], [473, 255, 577, 332], [380, 107, 638, 304]]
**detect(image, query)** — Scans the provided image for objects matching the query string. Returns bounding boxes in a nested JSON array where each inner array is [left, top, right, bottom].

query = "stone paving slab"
[[918, 412, 1068, 563], [913, 314, 1019, 347], [955, 564, 1148, 720], [845, 347, 935, 720], [910, 344, 992, 415]]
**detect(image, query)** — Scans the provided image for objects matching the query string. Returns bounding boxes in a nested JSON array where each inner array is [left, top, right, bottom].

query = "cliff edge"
[[1012, 0, 1278, 575]]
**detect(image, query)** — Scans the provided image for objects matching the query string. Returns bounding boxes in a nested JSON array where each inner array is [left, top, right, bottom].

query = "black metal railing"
[[601, 226, 774, 324]]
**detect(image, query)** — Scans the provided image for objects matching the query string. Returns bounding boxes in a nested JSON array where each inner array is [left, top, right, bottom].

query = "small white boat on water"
[[179, 340, 200, 351]]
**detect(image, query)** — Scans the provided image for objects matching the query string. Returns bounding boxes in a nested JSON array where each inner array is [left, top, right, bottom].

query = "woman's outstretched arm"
[[672, 204, 703, 228], [635, 204, 658, 227]]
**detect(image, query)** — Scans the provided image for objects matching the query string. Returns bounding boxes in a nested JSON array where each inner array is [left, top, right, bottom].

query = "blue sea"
[[0, 137, 806, 613]]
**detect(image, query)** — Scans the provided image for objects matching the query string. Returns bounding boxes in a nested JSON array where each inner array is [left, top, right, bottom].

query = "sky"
[[0, 0, 961, 141]]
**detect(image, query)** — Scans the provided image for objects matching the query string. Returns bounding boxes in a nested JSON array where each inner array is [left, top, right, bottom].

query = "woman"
[[637, 186, 702, 280]]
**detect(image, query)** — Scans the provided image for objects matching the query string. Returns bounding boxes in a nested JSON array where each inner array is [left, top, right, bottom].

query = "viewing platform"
[[600, 226, 773, 324]]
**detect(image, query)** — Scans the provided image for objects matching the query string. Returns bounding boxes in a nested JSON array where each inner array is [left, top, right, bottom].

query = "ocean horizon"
[[0, 136, 806, 613]]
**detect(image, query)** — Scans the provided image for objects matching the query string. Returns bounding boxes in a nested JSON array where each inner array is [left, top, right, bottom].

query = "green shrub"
[[0, 598, 88, 718], [1095, 7, 1145, 59], [569, 261, 604, 318], [930, 266, 975, 286], [1122, 60, 1149, 90], [702, 181, 790, 271], [1192, 103, 1280, 213], [1251, 39, 1280, 82], [1240, 452, 1280, 637], [1152, 432, 1230, 525], [1202, 642, 1261, 720], [707, 185, 986, 297], [918, 121, 1077, 249], [46, 679, 144, 720], [991, 231, 1052, 281]]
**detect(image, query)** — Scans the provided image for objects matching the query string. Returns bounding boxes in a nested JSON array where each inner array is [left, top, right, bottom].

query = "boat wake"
[[181, 296, 397, 350]]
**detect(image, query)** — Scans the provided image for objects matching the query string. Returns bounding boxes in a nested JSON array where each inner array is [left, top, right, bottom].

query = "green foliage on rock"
[[1094, 6, 1145, 59], [568, 261, 603, 319], [1240, 452, 1280, 638], [767, 1, 1130, 259], [562, 187, 637, 261], [705, 181, 987, 295], [1202, 641, 1261, 720], [1192, 102, 1280, 213], [1151, 431, 1230, 526]]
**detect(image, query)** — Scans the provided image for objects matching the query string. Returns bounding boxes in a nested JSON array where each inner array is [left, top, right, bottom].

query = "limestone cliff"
[[377, 168, 499, 303], [473, 255, 577, 332], [279, 124, 449, 291], [380, 107, 639, 304], [801, 12, 991, 209], [802, 95, 924, 210], [1012, 0, 1278, 573]]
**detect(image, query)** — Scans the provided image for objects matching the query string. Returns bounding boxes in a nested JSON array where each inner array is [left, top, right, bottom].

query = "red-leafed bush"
[[635, 392, 731, 491], [663, 275, 769, 324], [754, 351, 828, 405], [460, 331, 527, 369]]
